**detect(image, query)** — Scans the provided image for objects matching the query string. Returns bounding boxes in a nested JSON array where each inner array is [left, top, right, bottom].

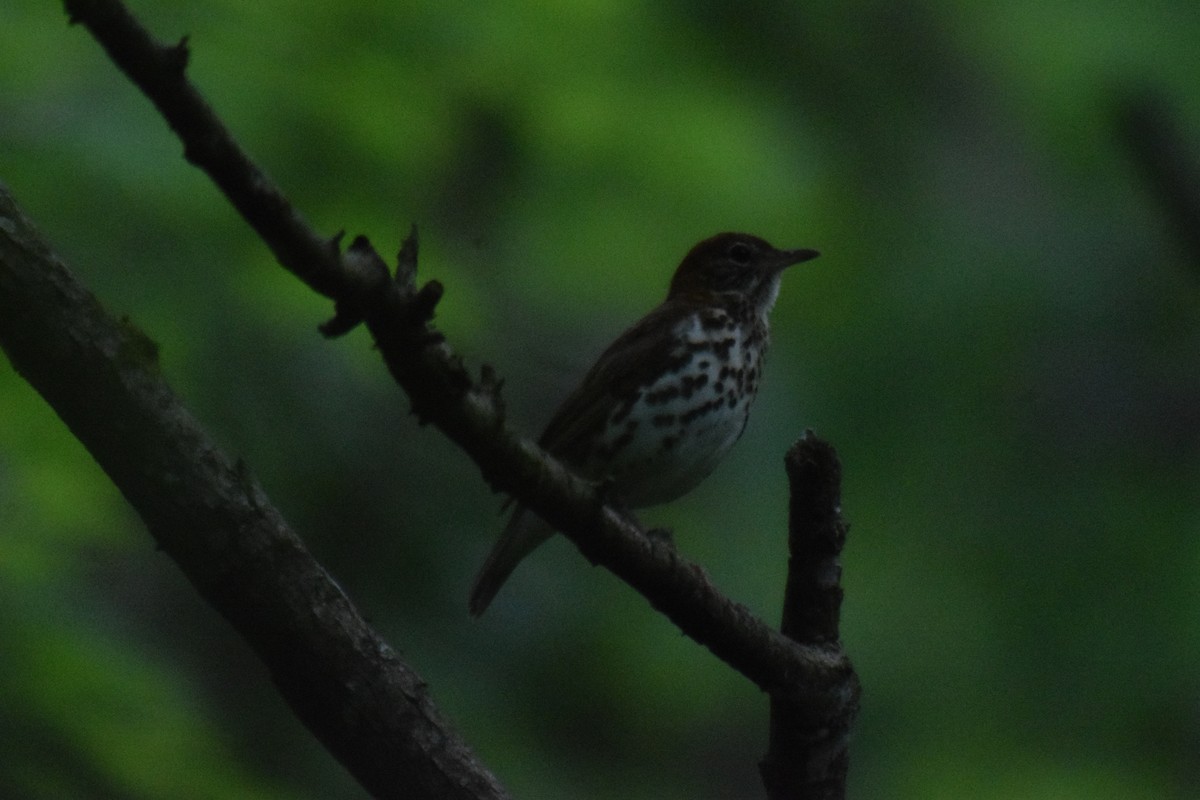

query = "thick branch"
[[62, 0, 855, 712], [0, 184, 508, 800], [761, 434, 860, 800]]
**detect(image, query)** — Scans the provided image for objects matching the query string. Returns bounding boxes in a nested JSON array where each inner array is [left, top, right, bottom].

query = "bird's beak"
[[774, 248, 820, 271]]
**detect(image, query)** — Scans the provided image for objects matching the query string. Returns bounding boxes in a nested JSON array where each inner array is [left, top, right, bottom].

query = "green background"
[[3, 1, 1199, 797]]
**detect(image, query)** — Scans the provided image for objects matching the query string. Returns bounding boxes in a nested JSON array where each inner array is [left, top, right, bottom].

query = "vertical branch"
[[760, 432, 860, 799]]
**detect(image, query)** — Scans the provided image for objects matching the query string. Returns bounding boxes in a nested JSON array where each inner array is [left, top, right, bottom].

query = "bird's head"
[[668, 232, 819, 317]]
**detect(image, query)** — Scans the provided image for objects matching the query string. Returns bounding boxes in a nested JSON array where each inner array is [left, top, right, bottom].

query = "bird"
[[468, 232, 819, 615]]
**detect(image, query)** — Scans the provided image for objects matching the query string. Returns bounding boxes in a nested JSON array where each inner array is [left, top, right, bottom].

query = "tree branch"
[[60, 0, 855, 713], [761, 434, 860, 799], [0, 184, 508, 800], [62, 0, 349, 300]]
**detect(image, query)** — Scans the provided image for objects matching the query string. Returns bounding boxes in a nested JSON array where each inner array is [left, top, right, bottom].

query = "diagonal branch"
[[60, 0, 856, 712], [62, 0, 348, 300], [0, 184, 508, 800]]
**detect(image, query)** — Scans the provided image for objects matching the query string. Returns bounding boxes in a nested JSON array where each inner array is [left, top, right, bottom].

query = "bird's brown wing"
[[537, 299, 690, 465], [469, 299, 695, 615]]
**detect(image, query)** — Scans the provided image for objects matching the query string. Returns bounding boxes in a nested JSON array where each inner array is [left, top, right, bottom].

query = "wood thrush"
[[469, 232, 819, 615]]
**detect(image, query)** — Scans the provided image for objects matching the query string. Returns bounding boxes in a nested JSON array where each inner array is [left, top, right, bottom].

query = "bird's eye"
[[727, 242, 753, 264]]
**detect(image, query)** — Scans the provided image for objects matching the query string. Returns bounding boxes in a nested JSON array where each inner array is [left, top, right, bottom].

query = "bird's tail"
[[468, 507, 554, 616]]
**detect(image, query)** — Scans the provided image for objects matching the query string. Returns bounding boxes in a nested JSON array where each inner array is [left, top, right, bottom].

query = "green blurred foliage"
[[3, 0, 1199, 797]]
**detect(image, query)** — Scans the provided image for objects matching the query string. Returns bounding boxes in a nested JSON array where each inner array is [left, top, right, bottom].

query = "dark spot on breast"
[[681, 397, 723, 424], [651, 413, 676, 428], [679, 373, 708, 398], [711, 338, 734, 358], [645, 385, 680, 405]]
